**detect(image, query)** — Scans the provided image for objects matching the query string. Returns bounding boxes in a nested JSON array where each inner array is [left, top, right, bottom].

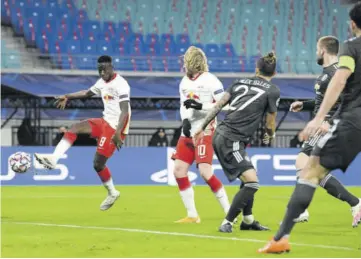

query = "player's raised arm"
[[193, 91, 231, 142], [55, 89, 95, 110]]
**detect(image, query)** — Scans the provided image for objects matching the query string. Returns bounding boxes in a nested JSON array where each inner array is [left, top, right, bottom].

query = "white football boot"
[[294, 209, 309, 223], [34, 153, 57, 170], [351, 199, 361, 227], [100, 190, 120, 211]]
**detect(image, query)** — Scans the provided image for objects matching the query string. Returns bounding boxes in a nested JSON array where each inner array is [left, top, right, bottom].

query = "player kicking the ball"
[[171, 46, 231, 223], [35, 55, 131, 211]]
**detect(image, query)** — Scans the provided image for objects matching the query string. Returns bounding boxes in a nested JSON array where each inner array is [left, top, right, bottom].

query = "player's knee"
[[198, 163, 212, 180], [173, 163, 188, 178], [93, 160, 105, 172]]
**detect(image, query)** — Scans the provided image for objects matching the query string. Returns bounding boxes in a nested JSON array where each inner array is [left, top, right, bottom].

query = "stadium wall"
[[1, 147, 360, 186]]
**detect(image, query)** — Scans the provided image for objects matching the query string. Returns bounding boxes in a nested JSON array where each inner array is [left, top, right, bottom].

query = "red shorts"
[[88, 118, 126, 158], [171, 135, 214, 165]]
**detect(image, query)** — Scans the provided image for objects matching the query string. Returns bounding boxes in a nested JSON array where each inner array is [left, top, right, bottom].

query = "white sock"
[[53, 138, 72, 163], [243, 214, 254, 224], [104, 178, 117, 195], [179, 187, 198, 218], [214, 187, 230, 214]]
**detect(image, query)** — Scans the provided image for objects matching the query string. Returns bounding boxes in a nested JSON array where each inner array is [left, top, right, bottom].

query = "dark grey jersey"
[[216, 76, 280, 143], [338, 36, 361, 129]]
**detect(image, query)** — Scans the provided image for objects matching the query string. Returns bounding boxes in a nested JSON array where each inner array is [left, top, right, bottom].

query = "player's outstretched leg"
[[35, 120, 92, 169], [174, 160, 200, 223], [94, 153, 120, 211], [199, 163, 230, 215], [319, 174, 361, 227], [258, 156, 327, 254], [219, 169, 259, 233], [239, 182, 269, 231]]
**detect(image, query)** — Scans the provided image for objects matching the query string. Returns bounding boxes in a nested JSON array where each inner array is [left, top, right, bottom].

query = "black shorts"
[[312, 119, 361, 172], [212, 131, 254, 182], [300, 133, 324, 156]]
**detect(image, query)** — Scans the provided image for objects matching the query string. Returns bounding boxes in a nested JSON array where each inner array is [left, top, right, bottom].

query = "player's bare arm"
[[302, 68, 353, 140], [263, 112, 277, 145], [112, 100, 130, 150], [55, 90, 95, 109], [193, 92, 231, 142]]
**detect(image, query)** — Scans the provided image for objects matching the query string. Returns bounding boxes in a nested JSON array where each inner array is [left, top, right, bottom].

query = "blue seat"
[[232, 56, 248, 72], [129, 33, 145, 45], [97, 41, 114, 55], [83, 21, 102, 38], [160, 44, 175, 56], [23, 17, 39, 47], [161, 34, 175, 45], [10, 6, 26, 35], [145, 44, 160, 55], [113, 56, 133, 71], [205, 44, 220, 57], [129, 44, 145, 55], [82, 41, 97, 56], [220, 44, 235, 56], [113, 41, 130, 55], [175, 44, 189, 55], [66, 40, 82, 55], [176, 34, 190, 45], [207, 58, 221, 72], [218, 59, 233, 72], [145, 34, 160, 45], [76, 56, 96, 70], [117, 21, 132, 35], [1, 0, 11, 25], [103, 21, 118, 38]]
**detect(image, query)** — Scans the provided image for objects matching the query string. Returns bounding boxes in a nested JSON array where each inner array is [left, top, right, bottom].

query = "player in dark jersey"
[[259, 3, 361, 254], [194, 52, 280, 233], [289, 36, 359, 223]]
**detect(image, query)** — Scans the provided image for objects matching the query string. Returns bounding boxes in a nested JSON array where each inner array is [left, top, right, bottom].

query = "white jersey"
[[89, 74, 131, 133], [179, 72, 224, 137]]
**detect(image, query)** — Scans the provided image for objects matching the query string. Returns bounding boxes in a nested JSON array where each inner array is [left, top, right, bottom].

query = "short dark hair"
[[319, 36, 339, 55], [257, 52, 276, 77], [97, 55, 112, 63], [350, 2, 361, 29]]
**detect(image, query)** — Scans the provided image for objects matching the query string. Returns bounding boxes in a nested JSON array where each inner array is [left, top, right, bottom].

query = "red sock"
[[64, 131, 77, 144], [176, 176, 191, 191], [207, 174, 223, 193], [97, 167, 111, 182]]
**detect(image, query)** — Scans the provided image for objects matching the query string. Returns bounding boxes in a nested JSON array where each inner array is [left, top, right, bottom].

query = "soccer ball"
[[9, 152, 31, 173]]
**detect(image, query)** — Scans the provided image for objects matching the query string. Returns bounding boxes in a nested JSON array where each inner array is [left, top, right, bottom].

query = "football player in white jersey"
[[171, 46, 231, 223], [35, 56, 131, 211]]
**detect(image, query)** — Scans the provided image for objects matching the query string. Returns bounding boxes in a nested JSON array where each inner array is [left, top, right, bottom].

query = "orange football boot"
[[174, 216, 201, 223], [258, 237, 291, 254]]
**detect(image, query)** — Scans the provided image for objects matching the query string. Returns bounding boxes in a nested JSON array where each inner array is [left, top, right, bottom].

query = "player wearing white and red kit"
[[35, 56, 131, 211], [172, 46, 230, 223]]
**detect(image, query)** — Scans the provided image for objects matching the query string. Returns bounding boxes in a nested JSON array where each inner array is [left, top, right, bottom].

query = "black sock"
[[320, 174, 359, 207], [226, 182, 259, 222], [274, 180, 316, 241], [239, 183, 254, 217]]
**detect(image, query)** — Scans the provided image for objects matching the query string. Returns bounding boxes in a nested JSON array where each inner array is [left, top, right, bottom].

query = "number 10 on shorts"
[[198, 144, 206, 156]]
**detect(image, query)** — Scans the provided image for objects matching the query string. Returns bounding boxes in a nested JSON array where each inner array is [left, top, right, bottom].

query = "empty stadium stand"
[[1, 0, 352, 73]]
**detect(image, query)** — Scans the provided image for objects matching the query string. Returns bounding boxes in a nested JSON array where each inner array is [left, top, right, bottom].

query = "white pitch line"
[[2, 221, 358, 252]]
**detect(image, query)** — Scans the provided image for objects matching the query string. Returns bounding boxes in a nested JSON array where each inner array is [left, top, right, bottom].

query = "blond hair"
[[183, 46, 209, 77]]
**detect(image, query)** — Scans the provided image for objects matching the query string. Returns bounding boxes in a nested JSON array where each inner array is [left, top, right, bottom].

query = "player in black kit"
[[259, 2, 361, 254], [194, 52, 280, 233], [289, 36, 360, 223]]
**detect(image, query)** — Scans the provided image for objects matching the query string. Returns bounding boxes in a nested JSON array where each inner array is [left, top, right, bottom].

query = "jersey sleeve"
[[179, 77, 192, 120], [211, 77, 224, 102], [89, 79, 102, 96], [116, 80, 130, 102], [338, 41, 356, 73], [267, 86, 280, 113]]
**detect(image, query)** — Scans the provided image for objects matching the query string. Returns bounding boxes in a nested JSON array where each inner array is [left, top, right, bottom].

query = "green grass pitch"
[[1, 185, 361, 257]]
